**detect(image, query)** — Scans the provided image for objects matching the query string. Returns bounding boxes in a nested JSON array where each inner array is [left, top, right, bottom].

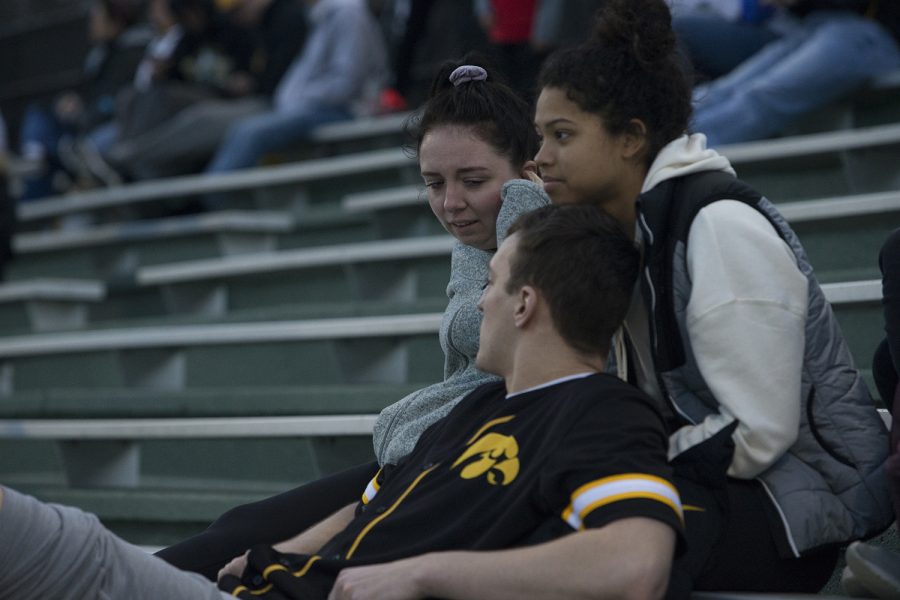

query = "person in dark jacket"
[[534, 0, 893, 593]]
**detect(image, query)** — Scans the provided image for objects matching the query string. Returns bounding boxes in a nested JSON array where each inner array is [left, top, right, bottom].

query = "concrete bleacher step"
[[8, 207, 387, 281], [17, 115, 900, 233], [8, 478, 298, 546], [17, 147, 419, 226], [306, 112, 411, 156], [0, 280, 879, 397], [88, 296, 449, 332], [342, 185, 445, 239], [778, 191, 900, 283], [720, 122, 900, 201], [5, 233, 455, 322], [0, 384, 421, 491], [785, 68, 900, 136], [125, 235, 454, 318], [0, 413, 381, 489], [0, 278, 104, 333], [0, 312, 445, 393], [339, 187, 900, 284], [0, 383, 422, 418], [8, 210, 296, 280]]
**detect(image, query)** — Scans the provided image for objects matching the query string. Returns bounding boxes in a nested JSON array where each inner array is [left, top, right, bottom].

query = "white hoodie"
[[629, 134, 809, 479]]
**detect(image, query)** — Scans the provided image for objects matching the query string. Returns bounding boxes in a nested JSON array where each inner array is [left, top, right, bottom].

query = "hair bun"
[[592, 0, 676, 67], [449, 65, 488, 87]]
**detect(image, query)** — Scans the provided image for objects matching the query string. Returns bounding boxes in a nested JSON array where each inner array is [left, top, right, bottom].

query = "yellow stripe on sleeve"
[[561, 473, 683, 529]]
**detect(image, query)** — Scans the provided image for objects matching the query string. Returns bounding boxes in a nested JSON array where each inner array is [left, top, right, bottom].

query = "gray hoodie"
[[373, 180, 549, 465]]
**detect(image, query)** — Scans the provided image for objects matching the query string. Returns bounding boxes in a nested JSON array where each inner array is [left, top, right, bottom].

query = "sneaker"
[[843, 565, 878, 597], [77, 138, 122, 187], [57, 136, 122, 188], [845, 541, 900, 600]]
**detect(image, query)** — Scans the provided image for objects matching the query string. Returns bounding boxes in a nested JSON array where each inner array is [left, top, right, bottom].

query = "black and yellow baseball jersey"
[[224, 373, 683, 599]]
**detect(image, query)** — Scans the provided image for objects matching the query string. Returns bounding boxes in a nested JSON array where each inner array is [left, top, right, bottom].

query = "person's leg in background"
[[109, 97, 269, 179], [390, 0, 438, 102], [0, 486, 227, 600], [205, 105, 352, 175], [693, 12, 900, 146], [156, 460, 377, 580], [19, 105, 69, 200], [673, 13, 781, 81]]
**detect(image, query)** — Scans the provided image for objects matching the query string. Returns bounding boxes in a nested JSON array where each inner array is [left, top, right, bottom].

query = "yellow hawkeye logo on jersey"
[[452, 416, 520, 485]]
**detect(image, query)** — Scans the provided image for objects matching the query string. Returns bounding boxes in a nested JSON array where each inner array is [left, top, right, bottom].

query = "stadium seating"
[[1, 86, 898, 591]]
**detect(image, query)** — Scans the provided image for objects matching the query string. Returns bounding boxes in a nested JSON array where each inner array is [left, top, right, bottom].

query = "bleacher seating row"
[[2, 91, 898, 595]]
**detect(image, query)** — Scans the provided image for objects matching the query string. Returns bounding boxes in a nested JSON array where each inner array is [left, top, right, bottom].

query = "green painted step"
[[7, 210, 377, 281], [0, 384, 424, 418]]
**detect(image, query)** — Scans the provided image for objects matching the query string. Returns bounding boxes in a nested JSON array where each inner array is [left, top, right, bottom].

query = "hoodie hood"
[[641, 133, 735, 193]]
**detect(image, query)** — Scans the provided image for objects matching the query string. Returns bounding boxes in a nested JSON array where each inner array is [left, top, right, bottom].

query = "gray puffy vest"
[[637, 170, 893, 556]]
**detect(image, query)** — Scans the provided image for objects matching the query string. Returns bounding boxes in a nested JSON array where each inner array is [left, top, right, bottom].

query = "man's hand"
[[218, 550, 249, 583], [327, 556, 431, 600]]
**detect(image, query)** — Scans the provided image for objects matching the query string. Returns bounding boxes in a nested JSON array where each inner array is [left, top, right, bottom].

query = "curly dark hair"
[[406, 53, 539, 168], [538, 0, 693, 164]]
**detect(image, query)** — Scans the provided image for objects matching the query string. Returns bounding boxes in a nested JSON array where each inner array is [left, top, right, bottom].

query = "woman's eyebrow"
[[421, 166, 491, 178], [537, 117, 575, 128]]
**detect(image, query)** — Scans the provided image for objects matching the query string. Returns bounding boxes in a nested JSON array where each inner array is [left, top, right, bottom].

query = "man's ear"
[[621, 119, 648, 161], [514, 285, 538, 328]]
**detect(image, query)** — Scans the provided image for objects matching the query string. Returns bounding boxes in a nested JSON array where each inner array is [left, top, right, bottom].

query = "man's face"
[[475, 233, 521, 377]]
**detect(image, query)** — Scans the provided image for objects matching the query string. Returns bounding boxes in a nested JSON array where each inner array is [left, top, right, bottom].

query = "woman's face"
[[419, 125, 522, 251], [534, 87, 630, 208]]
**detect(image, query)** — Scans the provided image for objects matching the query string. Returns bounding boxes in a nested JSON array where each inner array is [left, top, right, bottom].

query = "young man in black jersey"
[[0, 204, 682, 600]]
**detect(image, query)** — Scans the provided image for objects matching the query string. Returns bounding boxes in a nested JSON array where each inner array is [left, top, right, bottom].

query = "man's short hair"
[[506, 204, 639, 356]]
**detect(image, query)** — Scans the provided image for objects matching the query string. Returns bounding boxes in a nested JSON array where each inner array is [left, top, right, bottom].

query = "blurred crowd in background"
[[0, 0, 897, 205]]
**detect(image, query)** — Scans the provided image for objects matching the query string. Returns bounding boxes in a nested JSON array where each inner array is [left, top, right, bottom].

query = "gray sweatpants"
[[0, 486, 230, 600]]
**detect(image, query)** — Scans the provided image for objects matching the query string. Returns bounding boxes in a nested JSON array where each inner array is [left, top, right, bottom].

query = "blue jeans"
[[674, 14, 780, 80], [692, 11, 900, 147], [19, 105, 71, 200], [205, 104, 352, 174]]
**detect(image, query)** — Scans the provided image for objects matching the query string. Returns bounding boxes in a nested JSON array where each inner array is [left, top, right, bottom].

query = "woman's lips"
[[451, 220, 477, 229], [542, 178, 562, 192]]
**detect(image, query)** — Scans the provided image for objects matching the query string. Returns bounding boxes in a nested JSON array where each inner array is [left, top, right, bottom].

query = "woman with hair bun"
[[534, 0, 893, 592], [155, 56, 549, 581]]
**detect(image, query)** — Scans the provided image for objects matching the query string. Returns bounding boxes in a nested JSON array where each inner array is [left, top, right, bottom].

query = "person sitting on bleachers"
[[534, 0, 893, 593], [203, 0, 387, 178], [155, 57, 551, 580], [0, 203, 683, 600], [474, 0, 540, 100], [17, 0, 150, 200], [691, 0, 900, 146], [106, 0, 309, 180]]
